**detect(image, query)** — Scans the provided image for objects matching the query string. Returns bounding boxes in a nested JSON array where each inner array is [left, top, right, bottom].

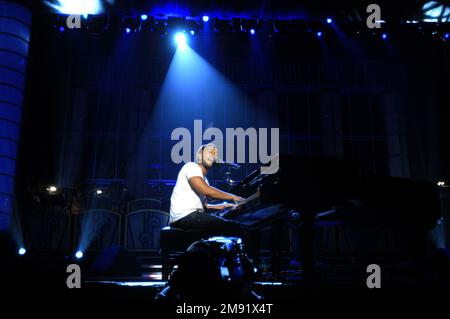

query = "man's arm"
[[204, 201, 237, 210], [188, 176, 243, 202]]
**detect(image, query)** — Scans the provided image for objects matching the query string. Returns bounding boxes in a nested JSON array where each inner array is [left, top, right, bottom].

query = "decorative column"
[[0, 1, 31, 232]]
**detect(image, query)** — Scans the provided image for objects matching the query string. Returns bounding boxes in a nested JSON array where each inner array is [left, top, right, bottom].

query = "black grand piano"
[[213, 154, 442, 278]]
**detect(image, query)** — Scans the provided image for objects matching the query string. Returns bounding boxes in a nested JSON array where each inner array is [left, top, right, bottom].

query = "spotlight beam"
[[174, 32, 188, 50]]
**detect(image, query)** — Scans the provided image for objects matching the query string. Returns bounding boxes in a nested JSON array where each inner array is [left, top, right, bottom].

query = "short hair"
[[195, 143, 218, 164]]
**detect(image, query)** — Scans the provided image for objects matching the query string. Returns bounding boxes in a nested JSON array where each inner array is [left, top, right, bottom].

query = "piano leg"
[[241, 224, 283, 278], [244, 230, 261, 266], [270, 220, 284, 278], [299, 212, 316, 280]]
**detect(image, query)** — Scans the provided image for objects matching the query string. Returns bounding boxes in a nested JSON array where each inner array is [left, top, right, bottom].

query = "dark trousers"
[[170, 210, 244, 238], [170, 211, 263, 262]]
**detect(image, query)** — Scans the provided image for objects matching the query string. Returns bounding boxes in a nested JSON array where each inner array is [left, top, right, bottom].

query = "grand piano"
[[213, 154, 442, 278]]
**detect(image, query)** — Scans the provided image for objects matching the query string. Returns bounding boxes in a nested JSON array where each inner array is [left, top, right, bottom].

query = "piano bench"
[[160, 226, 210, 280]]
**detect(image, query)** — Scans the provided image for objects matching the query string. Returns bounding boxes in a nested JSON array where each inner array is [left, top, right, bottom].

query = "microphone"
[[214, 160, 241, 169]]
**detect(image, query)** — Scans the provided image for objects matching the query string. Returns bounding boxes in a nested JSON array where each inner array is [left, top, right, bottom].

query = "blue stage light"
[[18, 248, 26, 255], [59, 26, 65, 32], [190, 30, 195, 36], [141, 14, 148, 21], [75, 251, 84, 259], [174, 32, 187, 49], [317, 31, 322, 37], [125, 27, 131, 34], [327, 18, 333, 24], [202, 16, 209, 22], [249, 28, 255, 35], [382, 33, 387, 40], [44, 0, 103, 15], [445, 33, 449, 39]]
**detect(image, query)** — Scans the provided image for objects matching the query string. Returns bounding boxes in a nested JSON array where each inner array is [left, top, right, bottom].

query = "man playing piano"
[[169, 143, 244, 237]]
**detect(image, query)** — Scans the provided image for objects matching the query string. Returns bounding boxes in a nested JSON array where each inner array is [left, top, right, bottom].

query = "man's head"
[[196, 143, 218, 168]]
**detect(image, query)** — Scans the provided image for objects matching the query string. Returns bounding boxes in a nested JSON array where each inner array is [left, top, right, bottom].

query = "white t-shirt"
[[170, 162, 209, 224]]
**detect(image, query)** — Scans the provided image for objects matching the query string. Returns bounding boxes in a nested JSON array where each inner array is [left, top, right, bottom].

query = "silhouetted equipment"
[[160, 226, 209, 280], [88, 246, 141, 277], [213, 155, 442, 277], [156, 236, 260, 301]]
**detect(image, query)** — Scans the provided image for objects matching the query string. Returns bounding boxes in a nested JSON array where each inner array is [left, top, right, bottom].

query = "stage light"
[[141, 14, 148, 21], [122, 16, 140, 33], [185, 19, 200, 36], [273, 20, 291, 34], [437, 181, 446, 187], [220, 266, 230, 278], [317, 31, 322, 37], [327, 18, 333, 24], [445, 33, 449, 39], [18, 248, 26, 255], [382, 33, 387, 39], [47, 185, 58, 194], [174, 32, 187, 49], [59, 26, 65, 32], [75, 251, 84, 259], [44, 0, 104, 15], [96, 189, 103, 195], [422, 1, 450, 22], [242, 19, 259, 35], [202, 16, 209, 22]]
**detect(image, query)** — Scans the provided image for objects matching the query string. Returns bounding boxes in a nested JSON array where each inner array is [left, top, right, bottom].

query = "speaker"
[[88, 246, 141, 277]]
